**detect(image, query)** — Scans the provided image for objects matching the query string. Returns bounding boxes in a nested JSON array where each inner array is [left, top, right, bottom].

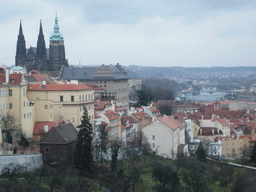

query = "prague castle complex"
[[15, 15, 69, 72]]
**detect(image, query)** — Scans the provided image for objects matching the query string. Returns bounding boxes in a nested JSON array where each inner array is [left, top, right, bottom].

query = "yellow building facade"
[[27, 83, 95, 129]]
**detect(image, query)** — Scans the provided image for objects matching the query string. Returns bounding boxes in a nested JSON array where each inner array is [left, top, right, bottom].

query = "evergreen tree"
[[18, 134, 29, 152], [250, 142, 256, 166], [74, 107, 93, 173], [196, 142, 206, 163]]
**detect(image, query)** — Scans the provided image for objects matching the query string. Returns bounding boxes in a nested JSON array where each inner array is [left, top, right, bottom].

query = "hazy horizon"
[[1, 0, 256, 68]]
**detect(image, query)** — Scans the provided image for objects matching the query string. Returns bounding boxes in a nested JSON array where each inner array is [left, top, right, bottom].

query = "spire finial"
[[39, 20, 43, 35], [19, 20, 23, 35]]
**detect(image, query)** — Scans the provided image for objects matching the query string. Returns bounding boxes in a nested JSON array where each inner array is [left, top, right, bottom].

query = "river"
[[186, 92, 227, 102]]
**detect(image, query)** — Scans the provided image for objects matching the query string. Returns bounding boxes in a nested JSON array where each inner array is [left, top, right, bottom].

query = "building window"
[[30, 112, 32, 118], [9, 103, 12, 109], [85, 95, 87, 101], [24, 102, 25, 107], [71, 96, 74, 102], [82, 95, 84, 101], [60, 96, 63, 102], [153, 135, 155, 140], [3, 104, 5, 110], [9, 89, 12, 96], [45, 147, 50, 153], [79, 95, 81, 101], [24, 114, 26, 118], [72, 118, 75, 123], [45, 105, 48, 109], [23, 89, 25, 96], [153, 143, 155, 148], [27, 113, 29, 118], [0, 90, 2, 97]]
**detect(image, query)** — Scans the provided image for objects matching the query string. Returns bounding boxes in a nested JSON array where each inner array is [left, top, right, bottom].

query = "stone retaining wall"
[[0, 154, 43, 174]]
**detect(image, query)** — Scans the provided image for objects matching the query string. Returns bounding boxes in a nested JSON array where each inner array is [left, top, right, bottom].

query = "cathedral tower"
[[36, 20, 47, 71], [49, 14, 68, 71], [15, 21, 26, 66]]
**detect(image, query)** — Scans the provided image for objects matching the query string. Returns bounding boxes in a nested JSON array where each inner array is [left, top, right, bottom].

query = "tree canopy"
[[74, 107, 93, 174]]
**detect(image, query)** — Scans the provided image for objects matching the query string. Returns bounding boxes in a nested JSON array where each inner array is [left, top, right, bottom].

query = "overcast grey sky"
[[1, 0, 256, 67]]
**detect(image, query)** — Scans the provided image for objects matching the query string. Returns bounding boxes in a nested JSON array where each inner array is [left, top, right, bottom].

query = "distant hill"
[[124, 66, 256, 79]]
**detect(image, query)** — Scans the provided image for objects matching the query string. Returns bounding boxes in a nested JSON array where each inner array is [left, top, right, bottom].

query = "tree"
[[152, 162, 180, 192], [0, 113, 18, 133], [239, 145, 251, 164], [74, 107, 93, 174], [6, 131, 13, 144], [18, 134, 29, 153], [110, 140, 121, 172], [196, 142, 206, 163], [250, 142, 256, 166], [136, 89, 150, 107], [95, 124, 108, 165]]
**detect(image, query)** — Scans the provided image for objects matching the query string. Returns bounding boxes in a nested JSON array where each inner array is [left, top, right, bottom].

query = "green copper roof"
[[12, 66, 23, 71], [50, 14, 64, 41]]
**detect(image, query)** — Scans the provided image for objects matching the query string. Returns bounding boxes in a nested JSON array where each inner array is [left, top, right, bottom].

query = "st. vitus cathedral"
[[15, 15, 69, 72]]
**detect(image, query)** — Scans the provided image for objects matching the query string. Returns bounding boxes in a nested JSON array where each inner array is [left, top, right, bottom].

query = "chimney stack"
[[6, 69, 9, 84]]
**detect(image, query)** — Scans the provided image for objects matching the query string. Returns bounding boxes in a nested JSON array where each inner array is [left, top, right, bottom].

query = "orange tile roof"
[[121, 124, 126, 130], [212, 118, 229, 126], [105, 110, 119, 120], [94, 111, 101, 118], [132, 112, 150, 119], [158, 116, 185, 130], [33, 120, 64, 135], [94, 101, 112, 110], [28, 83, 92, 91], [0, 73, 22, 85]]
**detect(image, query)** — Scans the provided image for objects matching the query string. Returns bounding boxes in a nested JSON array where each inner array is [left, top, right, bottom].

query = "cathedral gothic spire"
[[15, 20, 26, 66], [36, 20, 47, 71]]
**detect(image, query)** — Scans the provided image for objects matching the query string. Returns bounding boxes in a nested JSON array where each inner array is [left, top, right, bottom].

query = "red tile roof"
[[94, 111, 101, 118], [121, 116, 138, 125], [115, 106, 126, 111], [33, 120, 64, 135], [121, 124, 126, 130], [0, 73, 22, 85], [105, 110, 119, 120], [94, 100, 111, 110], [101, 121, 108, 126], [158, 116, 185, 130], [28, 83, 92, 91], [31, 73, 51, 82], [132, 112, 150, 120], [212, 118, 229, 126]]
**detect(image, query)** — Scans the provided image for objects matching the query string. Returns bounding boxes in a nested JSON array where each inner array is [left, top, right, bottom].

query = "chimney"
[[212, 129, 214, 135], [5, 69, 9, 84], [44, 125, 49, 132], [71, 80, 78, 85]]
